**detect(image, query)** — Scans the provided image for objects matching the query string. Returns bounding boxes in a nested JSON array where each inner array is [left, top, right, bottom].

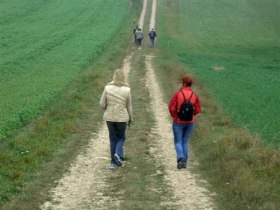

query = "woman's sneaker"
[[182, 158, 187, 169], [113, 154, 123, 167], [177, 158, 185, 169], [108, 163, 117, 170]]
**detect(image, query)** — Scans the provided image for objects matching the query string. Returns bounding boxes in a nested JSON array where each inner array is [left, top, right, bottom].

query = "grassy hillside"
[[156, 0, 280, 209], [159, 0, 280, 145], [0, 0, 129, 139], [0, 0, 142, 208]]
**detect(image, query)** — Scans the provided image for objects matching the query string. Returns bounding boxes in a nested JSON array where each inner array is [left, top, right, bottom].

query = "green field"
[[0, 0, 129, 139], [1, 0, 280, 209], [157, 0, 280, 209], [0, 0, 140, 207], [159, 0, 280, 145]]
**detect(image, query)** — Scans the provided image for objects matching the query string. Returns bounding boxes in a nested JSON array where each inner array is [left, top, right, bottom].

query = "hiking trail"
[[41, 0, 216, 209]]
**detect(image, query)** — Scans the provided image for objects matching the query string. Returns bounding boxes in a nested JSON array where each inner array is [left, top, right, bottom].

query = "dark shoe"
[[113, 154, 123, 167], [108, 163, 117, 170], [177, 158, 185, 169], [183, 159, 187, 168]]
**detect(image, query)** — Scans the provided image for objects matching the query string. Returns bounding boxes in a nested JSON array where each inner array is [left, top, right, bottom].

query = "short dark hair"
[[181, 75, 193, 87]]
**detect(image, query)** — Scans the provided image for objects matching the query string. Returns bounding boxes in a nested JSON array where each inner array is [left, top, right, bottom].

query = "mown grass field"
[[0, 0, 129, 139], [160, 0, 280, 145]]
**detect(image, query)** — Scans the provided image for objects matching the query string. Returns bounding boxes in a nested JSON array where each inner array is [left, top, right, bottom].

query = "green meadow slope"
[[0, 0, 140, 208], [156, 0, 280, 209], [159, 0, 280, 145], [0, 0, 129, 139], [0, 0, 279, 209]]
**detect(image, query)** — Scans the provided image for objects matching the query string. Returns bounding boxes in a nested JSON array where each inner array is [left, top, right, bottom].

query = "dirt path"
[[40, 2, 147, 209], [41, 55, 133, 210], [145, 55, 216, 209], [41, 0, 216, 209]]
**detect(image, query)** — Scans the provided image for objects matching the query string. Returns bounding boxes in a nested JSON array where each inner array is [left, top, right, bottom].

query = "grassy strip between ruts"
[[102, 1, 177, 209], [0, 1, 142, 209], [102, 48, 176, 210], [154, 0, 280, 209]]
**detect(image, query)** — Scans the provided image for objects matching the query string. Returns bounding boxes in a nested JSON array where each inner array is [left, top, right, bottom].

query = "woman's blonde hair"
[[112, 68, 128, 86]]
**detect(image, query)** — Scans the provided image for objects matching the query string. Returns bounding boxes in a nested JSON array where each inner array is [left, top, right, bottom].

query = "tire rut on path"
[[144, 1, 216, 209], [40, 1, 147, 209], [41, 55, 133, 210], [41, 123, 115, 210], [145, 55, 216, 210]]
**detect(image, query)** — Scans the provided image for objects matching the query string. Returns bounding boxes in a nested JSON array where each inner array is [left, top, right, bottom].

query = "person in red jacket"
[[168, 75, 201, 169]]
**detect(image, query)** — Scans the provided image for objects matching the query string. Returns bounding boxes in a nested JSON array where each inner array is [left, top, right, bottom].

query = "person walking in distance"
[[168, 75, 201, 169], [148, 28, 157, 48], [100, 68, 133, 170], [133, 24, 139, 45], [135, 28, 144, 46]]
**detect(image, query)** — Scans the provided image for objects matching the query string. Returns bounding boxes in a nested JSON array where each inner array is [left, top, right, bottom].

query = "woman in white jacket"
[[100, 68, 133, 170]]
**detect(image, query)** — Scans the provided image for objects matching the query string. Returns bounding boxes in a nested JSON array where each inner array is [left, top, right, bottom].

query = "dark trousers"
[[106, 121, 127, 163], [136, 38, 142, 46]]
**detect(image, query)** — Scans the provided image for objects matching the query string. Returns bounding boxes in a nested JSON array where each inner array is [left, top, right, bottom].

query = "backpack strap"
[[189, 91, 193, 101], [180, 90, 186, 101], [180, 90, 193, 101]]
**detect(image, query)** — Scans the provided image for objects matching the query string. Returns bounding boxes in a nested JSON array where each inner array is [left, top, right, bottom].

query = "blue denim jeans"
[[149, 38, 155, 47], [172, 122, 194, 164], [106, 121, 126, 164]]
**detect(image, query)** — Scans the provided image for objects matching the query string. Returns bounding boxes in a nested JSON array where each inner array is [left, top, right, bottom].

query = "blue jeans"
[[149, 38, 155, 47], [106, 121, 126, 164], [172, 122, 194, 163]]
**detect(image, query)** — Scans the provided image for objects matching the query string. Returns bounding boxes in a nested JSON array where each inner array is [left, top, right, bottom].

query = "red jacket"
[[168, 86, 201, 123]]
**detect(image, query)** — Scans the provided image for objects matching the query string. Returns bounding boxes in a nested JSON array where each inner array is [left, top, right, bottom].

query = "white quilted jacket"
[[100, 82, 133, 122]]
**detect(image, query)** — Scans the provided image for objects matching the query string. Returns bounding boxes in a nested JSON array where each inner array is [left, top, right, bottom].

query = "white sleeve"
[[126, 91, 133, 121], [99, 88, 107, 110]]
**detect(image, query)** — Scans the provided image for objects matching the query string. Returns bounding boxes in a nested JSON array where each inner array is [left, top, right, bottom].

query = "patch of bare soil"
[[40, 123, 116, 210], [211, 65, 225, 71]]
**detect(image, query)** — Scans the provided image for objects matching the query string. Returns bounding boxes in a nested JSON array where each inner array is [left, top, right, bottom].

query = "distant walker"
[[148, 28, 157, 48], [135, 28, 144, 46]]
